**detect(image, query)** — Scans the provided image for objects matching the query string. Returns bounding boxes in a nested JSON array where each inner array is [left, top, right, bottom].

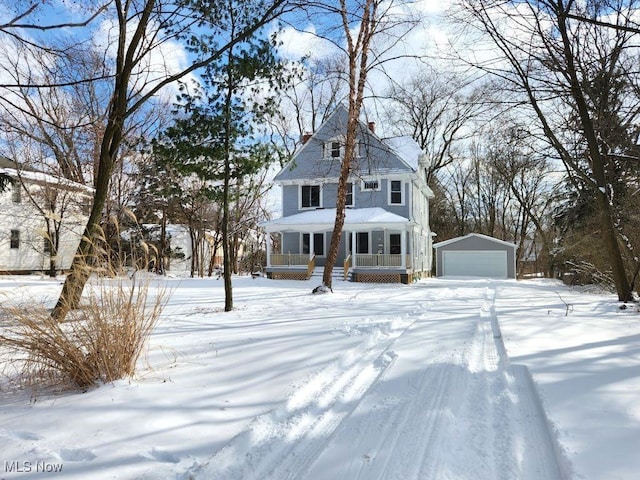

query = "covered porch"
[[261, 208, 414, 283]]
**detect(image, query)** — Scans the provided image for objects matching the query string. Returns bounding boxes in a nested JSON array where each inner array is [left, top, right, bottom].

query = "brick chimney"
[[368, 121, 375, 133], [302, 132, 312, 144]]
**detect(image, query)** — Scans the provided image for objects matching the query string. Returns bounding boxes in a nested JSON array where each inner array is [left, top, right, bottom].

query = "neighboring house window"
[[301, 185, 321, 208], [389, 180, 403, 205], [346, 182, 353, 206], [362, 180, 380, 191], [356, 232, 369, 254], [11, 183, 21, 203], [389, 233, 401, 254], [302, 233, 324, 256], [44, 237, 52, 255], [10, 229, 19, 249]]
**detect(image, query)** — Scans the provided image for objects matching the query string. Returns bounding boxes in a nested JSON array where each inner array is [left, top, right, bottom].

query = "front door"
[[389, 233, 401, 254]]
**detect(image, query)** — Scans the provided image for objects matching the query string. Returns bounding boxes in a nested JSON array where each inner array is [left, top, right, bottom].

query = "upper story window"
[[362, 179, 380, 192], [389, 180, 404, 205], [11, 182, 21, 203], [10, 229, 19, 249], [330, 141, 341, 158], [301, 185, 321, 208], [324, 140, 342, 159], [346, 182, 354, 206], [324, 138, 362, 159]]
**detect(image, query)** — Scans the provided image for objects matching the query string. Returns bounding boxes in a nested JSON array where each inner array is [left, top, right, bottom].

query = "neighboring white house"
[[155, 224, 221, 274], [0, 158, 90, 274]]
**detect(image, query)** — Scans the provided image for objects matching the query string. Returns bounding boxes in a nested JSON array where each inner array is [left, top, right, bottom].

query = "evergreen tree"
[[151, 16, 288, 310]]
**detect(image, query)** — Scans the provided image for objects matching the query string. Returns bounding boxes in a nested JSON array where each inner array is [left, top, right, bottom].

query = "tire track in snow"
[[303, 297, 481, 480], [180, 316, 414, 480], [454, 283, 565, 480], [414, 285, 514, 480]]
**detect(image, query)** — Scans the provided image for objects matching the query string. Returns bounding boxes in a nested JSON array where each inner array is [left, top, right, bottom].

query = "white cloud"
[[276, 24, 340, 61]]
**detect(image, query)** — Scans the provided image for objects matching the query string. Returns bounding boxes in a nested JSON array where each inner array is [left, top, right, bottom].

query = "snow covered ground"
[[0, 275, 638, 479]]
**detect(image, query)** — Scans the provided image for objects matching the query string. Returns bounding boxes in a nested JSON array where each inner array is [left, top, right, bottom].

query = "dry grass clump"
[[0, 278, 165, 390]]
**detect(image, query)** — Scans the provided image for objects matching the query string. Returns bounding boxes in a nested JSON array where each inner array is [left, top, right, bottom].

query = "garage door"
[[442, 250, 508, 278]]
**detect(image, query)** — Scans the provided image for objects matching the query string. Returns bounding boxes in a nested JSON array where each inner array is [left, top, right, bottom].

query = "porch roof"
[[262, 207, 409, 233]]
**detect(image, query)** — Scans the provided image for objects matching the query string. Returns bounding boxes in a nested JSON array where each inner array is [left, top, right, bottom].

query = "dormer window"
[[330, 141, 341, 158], [324, 137, 346, 159], [324, 138, 362, 159]]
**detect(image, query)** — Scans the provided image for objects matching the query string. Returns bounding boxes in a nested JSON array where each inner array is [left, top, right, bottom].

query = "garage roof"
[[433, 233, 516, 249]]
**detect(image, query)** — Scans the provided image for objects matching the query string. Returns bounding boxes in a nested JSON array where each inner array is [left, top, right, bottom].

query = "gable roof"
[[274, 105, 423, 183], [433, 233, 517, 249]]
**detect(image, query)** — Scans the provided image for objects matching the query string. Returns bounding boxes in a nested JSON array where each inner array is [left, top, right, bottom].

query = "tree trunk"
[[51, 0, 154, 320], [222, 160, 233, 311], [322, 0, 376, 289], [557, 9, 632, 301], [51, 147, 116, 319]]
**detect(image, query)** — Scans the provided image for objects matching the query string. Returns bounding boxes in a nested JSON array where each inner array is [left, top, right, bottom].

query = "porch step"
[[310, 267, 351, 281]]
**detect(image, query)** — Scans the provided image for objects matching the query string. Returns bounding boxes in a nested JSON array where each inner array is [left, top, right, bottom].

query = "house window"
[[301, 185, 321, 208], [390, 180, 403, 205], [346, 182, 353, 206], [302, 233, 324, 256], [324, 140, 342, 159], [389, 233, 401, 254], [331, 141, 341, 158], [10, 229, 19, 249], [356, 232, 369, 254], [362, 180, 380, 191], [11, 182, 20, 203]]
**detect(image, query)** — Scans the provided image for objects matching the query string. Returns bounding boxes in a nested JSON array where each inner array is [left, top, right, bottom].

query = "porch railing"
[[270, 253, 311, 266], [307, 255, 316, 278], [353, 254, 411, 269], [343, 254, 352, 281]]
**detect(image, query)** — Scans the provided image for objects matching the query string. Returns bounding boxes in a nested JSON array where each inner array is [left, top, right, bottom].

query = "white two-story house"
[[0, 158, 90, 274], [262, 105, 434, 283]]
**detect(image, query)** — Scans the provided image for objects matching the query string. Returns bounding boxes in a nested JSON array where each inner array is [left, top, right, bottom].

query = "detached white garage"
[[433, 233, 516, 279]]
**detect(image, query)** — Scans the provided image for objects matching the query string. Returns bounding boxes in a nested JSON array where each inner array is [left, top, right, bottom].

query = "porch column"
[[309, 231, 314, 259], [266, 232, 272, 267], [401, 229, 407, 269], [351, 230, 356, 267]]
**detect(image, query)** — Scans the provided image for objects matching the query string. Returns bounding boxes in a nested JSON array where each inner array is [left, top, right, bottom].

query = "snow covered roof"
[[261, 207, 410, 232], [274, 106, 422, 183], [384, 136, 425, 171], [0, 158, 92, 193], [433, 233, 517, 249]]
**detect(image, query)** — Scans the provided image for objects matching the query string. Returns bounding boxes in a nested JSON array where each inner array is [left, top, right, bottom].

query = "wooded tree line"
[[0, 0, 638, 318]]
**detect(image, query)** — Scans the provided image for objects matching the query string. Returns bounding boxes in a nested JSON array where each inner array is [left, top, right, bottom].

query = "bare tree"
[[14, 0, 293, 320], [0, 1, 108, 54], [384, 66, 491, 185], [456, 0, 637, 300], [274, 56, 349, 156], [292, 0, 419, 290]]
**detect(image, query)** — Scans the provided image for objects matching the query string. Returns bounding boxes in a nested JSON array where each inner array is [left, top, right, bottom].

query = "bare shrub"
[[0, 277, 165, 390]]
